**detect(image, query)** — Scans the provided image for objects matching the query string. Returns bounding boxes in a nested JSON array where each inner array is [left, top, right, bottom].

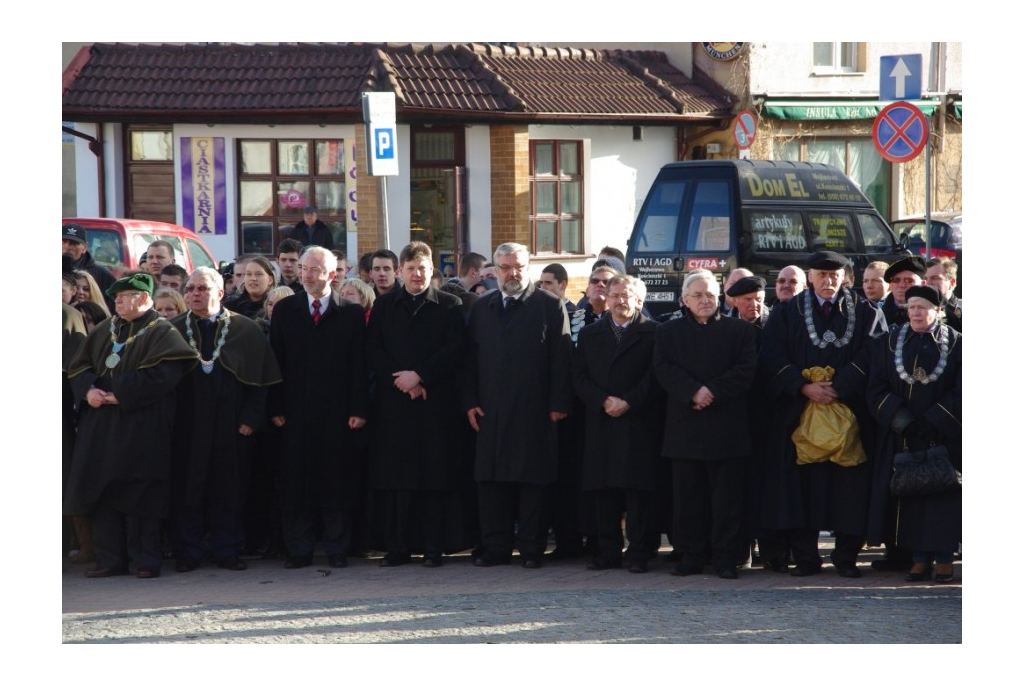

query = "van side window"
[[186, 238, 216, 269], [88, 231, 125, 269], [135, 235, 185, 265], [858, 213, 896, 253], [632, 181, 686, 253], [807, 212, 856, 252], [749, 210, 807, 252], [687, 181, 731, 252]]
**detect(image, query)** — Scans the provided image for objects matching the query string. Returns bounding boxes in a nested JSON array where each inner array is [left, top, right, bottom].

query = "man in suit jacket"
[[269, 246, 368, 569], [464, 243, 573, 569], [572, 275, 664, 573]]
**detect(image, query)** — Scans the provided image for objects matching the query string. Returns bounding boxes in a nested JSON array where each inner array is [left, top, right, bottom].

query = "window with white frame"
[[530, 140, 583, 255], [812, 42, 861, 73]]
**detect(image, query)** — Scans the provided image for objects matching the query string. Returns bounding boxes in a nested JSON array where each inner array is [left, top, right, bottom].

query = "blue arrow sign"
[[880, 54, 922, 101]]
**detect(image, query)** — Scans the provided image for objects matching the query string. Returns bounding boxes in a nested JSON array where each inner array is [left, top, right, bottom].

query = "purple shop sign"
[[180, 137, 227, 234]]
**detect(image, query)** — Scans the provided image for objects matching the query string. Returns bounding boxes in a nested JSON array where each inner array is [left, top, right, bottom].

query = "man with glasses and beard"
[[464, 243, 573, 569]]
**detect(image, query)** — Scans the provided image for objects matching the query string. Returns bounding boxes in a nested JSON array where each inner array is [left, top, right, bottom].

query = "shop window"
[[774, 137, 890, 220], [812, 42, 864, 74], [237, 139, 348, 255], [530, 140, 583, 255]]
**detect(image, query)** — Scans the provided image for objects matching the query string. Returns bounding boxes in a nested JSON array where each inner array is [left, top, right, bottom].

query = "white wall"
[[72, 122, 99, 216], [527, 123, 676, 279], [749, 42, 954, 96]]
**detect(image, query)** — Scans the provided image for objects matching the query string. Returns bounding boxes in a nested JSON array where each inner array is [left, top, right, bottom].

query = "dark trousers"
[[171, 505, 244, 562], [762, 528, 863, 570], [477, 481, 550, 559], [92, 506, 162, 569], [378, 489, 446, 555], [282, 507, 352, 558], [592, 488, 656, 563], [672, 457, 744, 571]]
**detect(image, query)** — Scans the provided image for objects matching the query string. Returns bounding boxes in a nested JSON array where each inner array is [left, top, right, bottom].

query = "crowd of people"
[[62, 222, 962, 583]]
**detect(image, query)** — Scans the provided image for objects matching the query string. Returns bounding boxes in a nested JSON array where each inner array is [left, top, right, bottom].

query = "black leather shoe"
[[717, 567, 739, 580], [627, 560, 648, 574], [379, 552, 410, 567], [762, 559, 789, 573], [835, 563, 862, 578], [136, 566, 161, 579], [670, 563, 703, 577], [790, 565, 822, 577], [284, 556, 312, 569], [871, 557, 913, 571], [175, 557, 201, 573], [933, 572, 955, 583], [905, 564, 933, 582], [217, 556, 247, 571], [84, 566, 128, 578], [545, 546, 585, 560], [522, 556, 543, 569], [422, 554, 443, 568], [328, 555, 348, 568], [586, 556, 622, 571], [473, 554, 510, 567]]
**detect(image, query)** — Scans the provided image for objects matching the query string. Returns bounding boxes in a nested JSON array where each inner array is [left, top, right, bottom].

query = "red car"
[[63, 218, 218, 278]]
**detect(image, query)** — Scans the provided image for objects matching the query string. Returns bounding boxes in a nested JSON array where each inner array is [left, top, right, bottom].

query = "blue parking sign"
[[375, 127, 395, 159]]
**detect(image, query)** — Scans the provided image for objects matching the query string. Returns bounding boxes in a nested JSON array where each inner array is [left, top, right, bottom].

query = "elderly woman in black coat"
[[866, 285, 962, 583]]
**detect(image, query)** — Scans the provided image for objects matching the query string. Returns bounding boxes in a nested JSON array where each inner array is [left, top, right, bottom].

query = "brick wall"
[[489, 124, 531, 254], [354, 126, 385, 257]]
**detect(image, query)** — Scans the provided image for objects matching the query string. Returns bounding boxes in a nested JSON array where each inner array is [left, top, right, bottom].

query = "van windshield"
[[631, 181, 685, 253]]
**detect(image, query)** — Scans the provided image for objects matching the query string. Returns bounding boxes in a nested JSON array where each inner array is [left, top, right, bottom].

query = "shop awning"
[[762, 99, 941, 120]]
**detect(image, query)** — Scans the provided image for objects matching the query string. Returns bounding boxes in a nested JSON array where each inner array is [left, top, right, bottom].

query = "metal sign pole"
[[925, 119, 932, 259], [381, 176, 390, 251]]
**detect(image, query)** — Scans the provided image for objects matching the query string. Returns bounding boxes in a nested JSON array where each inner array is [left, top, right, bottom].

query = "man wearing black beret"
[[879, 255, 927, 329], [757, 251, 878, 578]]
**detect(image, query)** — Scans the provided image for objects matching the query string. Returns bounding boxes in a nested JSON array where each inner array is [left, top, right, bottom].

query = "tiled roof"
[[63, 43, 736, 123]]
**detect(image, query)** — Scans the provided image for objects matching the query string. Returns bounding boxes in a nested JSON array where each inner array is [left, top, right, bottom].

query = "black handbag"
[[890, 445, 962, 497]]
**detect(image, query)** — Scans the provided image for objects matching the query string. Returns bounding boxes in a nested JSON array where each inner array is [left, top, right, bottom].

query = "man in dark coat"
[[654, 269, 758, 579], [879, 255, 927, 329], [572, 275, 663, 573], [286, 205, 334, 249], [65, 273, 198, 579], [758, 251, 878, 578], [464, 242, 573, 568], [63, 223, 116, 310], [925, 257, 962, 333], [366, 241, 468, 567], [269, 246, 368, 569], [169, 267, 282, 572]]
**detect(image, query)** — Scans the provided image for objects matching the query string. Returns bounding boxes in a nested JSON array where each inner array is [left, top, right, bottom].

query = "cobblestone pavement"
[[62, 545, 961, 644]]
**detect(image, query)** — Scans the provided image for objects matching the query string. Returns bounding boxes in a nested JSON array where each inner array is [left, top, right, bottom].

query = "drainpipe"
[[62, 124, 105, 216]]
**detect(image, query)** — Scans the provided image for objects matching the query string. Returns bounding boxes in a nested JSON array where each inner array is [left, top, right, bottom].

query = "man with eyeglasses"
[[569, 265, 619, 346], [65, 273, 198, 579], [269, 246, 369, 570], [464, 242, 573, 569], [773, 265, 806, 304], [167, 268, 282, 574], [879, 256, 927, 329], [654, 269, 757, 579], [759, 251, 878, 579]]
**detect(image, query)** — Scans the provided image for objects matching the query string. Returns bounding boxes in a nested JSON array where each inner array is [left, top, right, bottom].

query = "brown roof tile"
[[63, 42, 735, 123]]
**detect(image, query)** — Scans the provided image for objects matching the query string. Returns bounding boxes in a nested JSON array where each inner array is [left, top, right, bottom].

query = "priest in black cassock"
[[169, 267, 282, 572], [65, 273, 197, 579]]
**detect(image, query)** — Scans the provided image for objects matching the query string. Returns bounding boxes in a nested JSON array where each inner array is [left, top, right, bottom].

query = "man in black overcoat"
[[269, 246, 369, 569], [572, 275, 663, 573], [366, 241, 468, 567], [169, 267, 282, 572], [464, 242, 573, 569], [758, 251, 878, 578], [654, 270, 757, 579]]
